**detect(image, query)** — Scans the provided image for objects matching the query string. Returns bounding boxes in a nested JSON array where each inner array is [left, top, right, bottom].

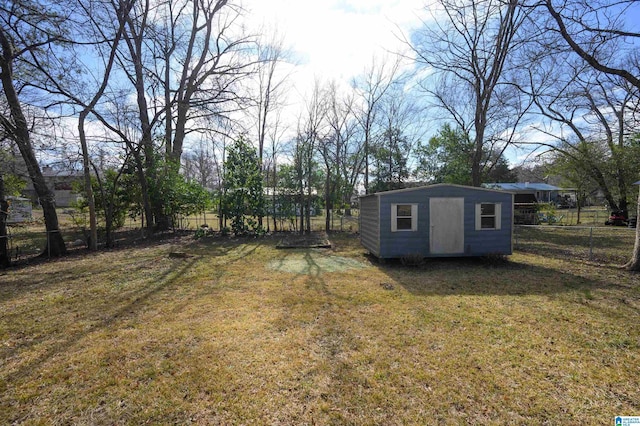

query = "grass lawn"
[[1, 232, 639, 424]]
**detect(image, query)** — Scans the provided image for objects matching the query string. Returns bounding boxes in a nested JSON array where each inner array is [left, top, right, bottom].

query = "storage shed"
[[359, 184, 513, 259]]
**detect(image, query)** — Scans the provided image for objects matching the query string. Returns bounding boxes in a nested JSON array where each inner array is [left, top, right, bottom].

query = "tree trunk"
[[299, 199, 304, 235], [39, 188, 67, 257], [624, 185, 640, 271], [325, 172, 331, 233], [298, 170, 305, 235], [218, 196, 224, 231], [0, 175, 10, 268], [131, 149, 153, 235], [576, 199, 582, 225], [325, 204, 331, 233], [0, 30, 66, 257], [364, 134, 369, 194], [272, 161, 278, 232], [471, 117, 485, 187], [126, 10, 161, 233], [101, 172, 116, 248], [305, 189, 312, 234], [75, 0, 131, 250], [104, 205, 114, 248], [149, 161, 172, 232], [153, 207, 171, 231], [78, 115, 99, 250]]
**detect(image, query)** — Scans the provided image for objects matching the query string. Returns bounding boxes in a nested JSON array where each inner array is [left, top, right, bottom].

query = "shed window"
[[391, 204, 418, 232], [475, 203, 501, 230]]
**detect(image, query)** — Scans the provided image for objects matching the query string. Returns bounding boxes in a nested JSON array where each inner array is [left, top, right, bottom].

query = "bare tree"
[[319, 81, 359, 232], [203, 119, 234, 230], [253, 32, 292, 168], [183, 140, 216, 189], [157, 1, 254, 164], [533, 0, 640, 270], [76, 0, 133, 250], [541, 0, 640, 89], [264, 108, 288, 232], [526, 58, 640, 212], [293, 80, 327, 234], [0, 0, 68, 257], [251, 32, 292, 228], [113, 0, 255, 230], [351, 56, 400, 193], [371, 81, 426, 192], [407, 0, 529, 186]]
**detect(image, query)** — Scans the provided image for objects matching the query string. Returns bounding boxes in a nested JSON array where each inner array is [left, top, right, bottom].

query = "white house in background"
[[483, 182, 567, 225], [482, 182, 561, 203], [23, 166, 82, 208]]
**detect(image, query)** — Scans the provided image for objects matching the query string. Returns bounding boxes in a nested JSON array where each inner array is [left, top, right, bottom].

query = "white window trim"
[[475, 203, 502, 231], [391, 203, 418, 232]]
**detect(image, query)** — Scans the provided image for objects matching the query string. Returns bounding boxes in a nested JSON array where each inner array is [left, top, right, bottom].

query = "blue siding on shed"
[[360, 184, 513, 258], [359, 195, 380, 256]]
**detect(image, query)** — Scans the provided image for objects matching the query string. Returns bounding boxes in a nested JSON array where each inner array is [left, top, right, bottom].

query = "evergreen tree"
[[369, 127, 411, 192], [223, 137, 265, 235]]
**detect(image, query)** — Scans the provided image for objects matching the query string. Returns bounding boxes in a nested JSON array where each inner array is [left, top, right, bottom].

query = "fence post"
[[589, 227, 593, 261]]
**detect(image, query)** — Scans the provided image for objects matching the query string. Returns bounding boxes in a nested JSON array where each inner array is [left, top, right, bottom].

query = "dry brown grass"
[[1, 232, 639, 424]]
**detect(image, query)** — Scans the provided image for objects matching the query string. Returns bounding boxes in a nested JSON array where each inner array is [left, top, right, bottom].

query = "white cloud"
[[237, 0, 431, 148], [243, 0, 426, 85]]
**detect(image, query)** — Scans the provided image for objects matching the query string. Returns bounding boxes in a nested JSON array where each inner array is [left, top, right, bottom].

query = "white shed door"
[[429, 197, 464, 254]]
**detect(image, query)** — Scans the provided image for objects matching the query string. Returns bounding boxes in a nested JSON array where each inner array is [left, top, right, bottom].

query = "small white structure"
[[7, 196, 33, 223]]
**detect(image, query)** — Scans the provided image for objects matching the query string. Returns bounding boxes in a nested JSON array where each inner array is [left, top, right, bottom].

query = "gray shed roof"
[[360, 183, 510, 199]]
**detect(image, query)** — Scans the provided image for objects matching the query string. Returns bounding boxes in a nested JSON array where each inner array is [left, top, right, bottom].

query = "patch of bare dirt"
[[276, 232, 332, 249]]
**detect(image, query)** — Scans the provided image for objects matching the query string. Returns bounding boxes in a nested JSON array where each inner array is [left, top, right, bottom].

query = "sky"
[[244, 0, 428, 90], [238, 0, 436, 171], [239, 1, 640, 169], [238, 1, 553, 167]]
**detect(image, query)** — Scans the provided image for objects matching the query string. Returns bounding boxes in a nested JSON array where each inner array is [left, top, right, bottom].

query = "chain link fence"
[[171, 209, 361, 233], [9, 209, 635, 264], [533, 207, 613, 226], [4, 209, 362, 261]]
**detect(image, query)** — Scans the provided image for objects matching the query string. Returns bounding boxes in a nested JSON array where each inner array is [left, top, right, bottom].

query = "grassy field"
[[515, 225, 637, 264], [1, 232, 639, 424]]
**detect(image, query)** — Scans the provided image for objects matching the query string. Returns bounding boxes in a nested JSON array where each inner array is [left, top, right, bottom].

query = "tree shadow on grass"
[[515, 243, 630, 265], [372, 255, 633, 298], [265, 249, 331, 292], [267, 248, 368, 287], [2, 237, 267, 365], [301, 250, 330, 295], [0, 233, 265, 305], [0, 256, 200, 391], [0, 232, 201, 300], [183, 233, 271, 257]]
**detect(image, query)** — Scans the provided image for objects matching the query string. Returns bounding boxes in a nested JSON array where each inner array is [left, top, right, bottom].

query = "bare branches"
[[409, 0, 530, 186], [542, 0, 640, 90], [351, 55, 402, 193]]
